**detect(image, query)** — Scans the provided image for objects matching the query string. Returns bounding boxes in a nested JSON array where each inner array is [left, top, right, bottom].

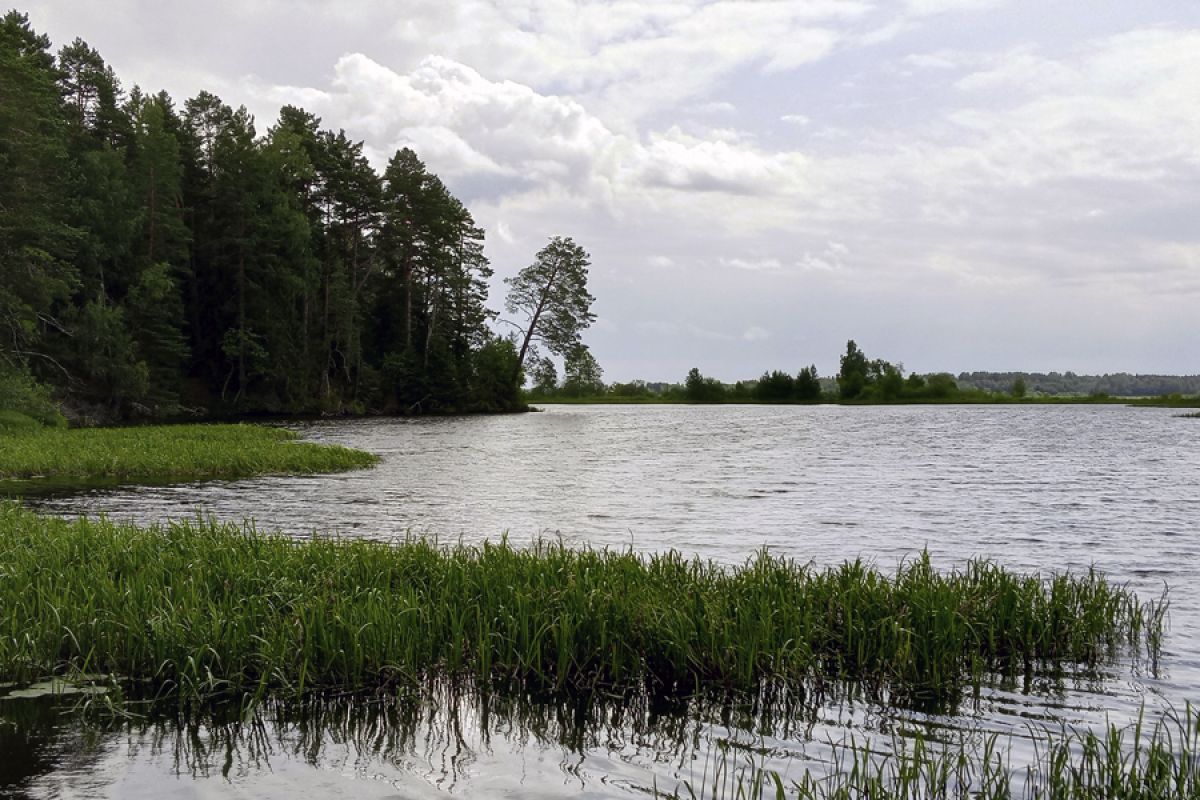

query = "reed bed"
[[0, 423, 378, 481], [671, 705, 1200, 799], [0, 506, 1163, 703]]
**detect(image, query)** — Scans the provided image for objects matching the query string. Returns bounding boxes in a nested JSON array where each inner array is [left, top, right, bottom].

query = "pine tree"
[[0, 12, 79, 376]]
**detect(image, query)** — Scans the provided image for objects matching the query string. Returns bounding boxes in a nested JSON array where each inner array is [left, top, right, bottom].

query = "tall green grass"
[[0, 506, 1162, 702], [0, 423, 378, 482]]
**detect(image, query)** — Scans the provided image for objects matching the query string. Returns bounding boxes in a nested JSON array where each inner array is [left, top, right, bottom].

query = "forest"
[[0, 11, 529, 424]]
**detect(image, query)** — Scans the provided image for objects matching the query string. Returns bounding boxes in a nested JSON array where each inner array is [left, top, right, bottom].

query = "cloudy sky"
[[28, 1, 1200, 380]]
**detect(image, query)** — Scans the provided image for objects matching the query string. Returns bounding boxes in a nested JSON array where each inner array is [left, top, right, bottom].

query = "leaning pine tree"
[[505, 236, 596, 380]]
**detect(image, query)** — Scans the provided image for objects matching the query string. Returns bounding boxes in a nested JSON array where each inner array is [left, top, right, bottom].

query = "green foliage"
[[0, 362, 65, 427], [924, 372, 958, 399], [962, 371, 1200, 397], [0, 508, 1163, 704], [1011, 376, 1027, 398], [794, 365, 821, 401], [528, 356, 558, 395], [832, 341, 967, 403], [870, 359, 905, 401], [561, 346, 604, 397], [66, 300, 149, 413], [664, 706, 1200, 800], [468, 338, 523, 412], [0, 423, 377, 481], [685, 367, 727, 403], [506, 236, 596, 376], [0, 409, 40, 431], [611, 379, 650, 398], [755, 370, 794, 403], [0, 12, 81, 370], [837, 340, 870, 400], [126, 262, 188, 413]]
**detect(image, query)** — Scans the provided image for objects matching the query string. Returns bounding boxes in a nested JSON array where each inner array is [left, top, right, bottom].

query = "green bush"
[[0, 364, 65, 428], [0, 410, 41, 432]]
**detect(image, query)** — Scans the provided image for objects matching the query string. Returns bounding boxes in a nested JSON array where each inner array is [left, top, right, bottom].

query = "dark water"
[[4, 404, 1198, 797]]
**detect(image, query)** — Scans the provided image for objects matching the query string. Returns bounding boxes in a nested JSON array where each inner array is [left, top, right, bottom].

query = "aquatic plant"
[[666, 704, 1200, 799], [0, 506, 1163, 704], [0, 423, 378, 482]]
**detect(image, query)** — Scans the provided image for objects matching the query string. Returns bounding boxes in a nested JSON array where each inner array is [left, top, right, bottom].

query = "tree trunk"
[[404, 255, 413, 352], [147, 163, 157, 263], [516, 258, 560, 375], [236, 242, 246, 401]]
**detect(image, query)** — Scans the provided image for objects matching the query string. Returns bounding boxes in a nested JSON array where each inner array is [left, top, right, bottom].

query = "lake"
[[4, 404, 1198, 798]]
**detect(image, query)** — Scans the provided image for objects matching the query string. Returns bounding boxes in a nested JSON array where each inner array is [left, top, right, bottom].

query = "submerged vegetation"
[[0, 424, 377, 481], [0, 506, 1163, 703], [4, 676, 1196, 799], [666, 705, 1200, 800]]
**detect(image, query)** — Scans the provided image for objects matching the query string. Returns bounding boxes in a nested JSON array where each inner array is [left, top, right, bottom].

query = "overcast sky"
[[27, 1, 1200, 380]]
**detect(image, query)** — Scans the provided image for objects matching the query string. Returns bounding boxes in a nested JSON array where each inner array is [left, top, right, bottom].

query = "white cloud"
[[366, 0, 877, 125], [257, 53, 821, 220], [635, 129, 808, 195], [493, 221, 516, 243], [691, 101, 737, 115], [742, 326, 771, 342], [904, 0, 1005, 17], [901, 51, 962, 70], [1147, 243, 1200, 296], [940, 31, 1200, 185], [721, 257, 784, 272], [798, 241, 850, 272]]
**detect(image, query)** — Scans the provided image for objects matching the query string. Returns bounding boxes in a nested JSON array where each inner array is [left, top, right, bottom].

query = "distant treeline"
[[1, 12, 523, 424], [957, 372, 1200, 397], [531, 341, 1200, 404], [532, 340, 977, 404]]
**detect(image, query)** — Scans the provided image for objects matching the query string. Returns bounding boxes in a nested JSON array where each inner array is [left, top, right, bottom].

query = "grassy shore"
[[0, 423, 378, 482], [0, 506, 1162, 702]]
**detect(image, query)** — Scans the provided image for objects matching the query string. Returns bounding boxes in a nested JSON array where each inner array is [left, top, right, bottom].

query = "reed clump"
[[0, 506, 1163, 702], [0, 423, 378, 482]]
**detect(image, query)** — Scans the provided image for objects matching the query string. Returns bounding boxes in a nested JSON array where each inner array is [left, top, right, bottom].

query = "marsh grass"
[[0, 423, 378, 482], [668, 704, 1200, 799], [0, 506, 1163, 704]]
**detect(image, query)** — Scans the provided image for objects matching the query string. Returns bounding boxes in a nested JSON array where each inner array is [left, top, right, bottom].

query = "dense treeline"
[[533, 339, 1200, 404], [0, 12, 523, 423], [667, 341, 975, 404], [958, 371, 1200, 398], [530, 340, 982, 404]]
